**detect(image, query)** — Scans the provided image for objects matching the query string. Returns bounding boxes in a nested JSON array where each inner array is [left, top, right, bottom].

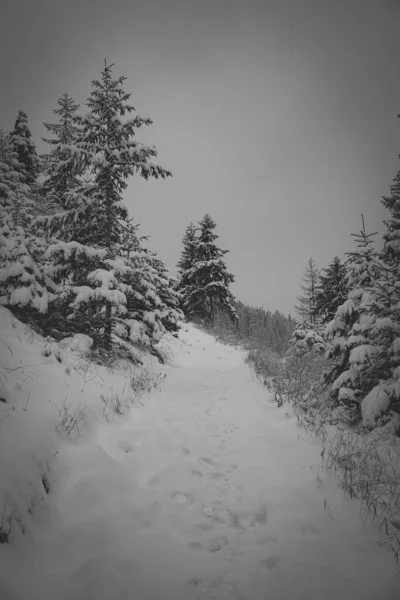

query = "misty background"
[[1, 0, 399, 316]]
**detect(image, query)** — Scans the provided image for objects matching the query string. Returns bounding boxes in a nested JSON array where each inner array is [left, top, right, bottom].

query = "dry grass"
[[323, 425, 400, 562], [101, 368, 167, 422], [51, 398, 87, 438], [130, 367, 166, 396], [246, 345, 400, 565]]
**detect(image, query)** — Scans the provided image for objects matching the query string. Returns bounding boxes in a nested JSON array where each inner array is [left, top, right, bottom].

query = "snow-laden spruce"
[[10, 109, 41, 187], [323, 218, 381, 416], [40, 93, 81, 212], [316, 256, 348, 324], [0, 129, 54, 313], [37, 61, 175, 351], [177, 213, 238, 325], [295, 257, 320, 328]]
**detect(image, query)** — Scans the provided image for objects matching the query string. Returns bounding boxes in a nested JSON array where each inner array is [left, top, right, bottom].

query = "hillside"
[[0, 308, 399, 599]]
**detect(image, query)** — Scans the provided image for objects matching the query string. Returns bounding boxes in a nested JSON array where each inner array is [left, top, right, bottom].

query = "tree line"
[[289, 157, 400, 430], [175, 215, 295, 350], [0, 60, 294, 363], [0, 61, 183, 363]]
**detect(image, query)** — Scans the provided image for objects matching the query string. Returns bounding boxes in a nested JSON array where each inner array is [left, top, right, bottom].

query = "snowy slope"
[[0, 313, 400, 599]]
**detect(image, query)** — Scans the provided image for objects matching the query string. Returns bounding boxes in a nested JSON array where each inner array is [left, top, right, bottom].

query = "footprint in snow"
[[200, 456, 219, 469], [191, 468, 204, 478], [172, 491, 194, 505], [188, 541, 204, 552], [118, 441, 134, 454], [250, 503, 268, 527], [258, 556, 280, 572], [300, 523, 320, 536], [208, 535, 229, 553]]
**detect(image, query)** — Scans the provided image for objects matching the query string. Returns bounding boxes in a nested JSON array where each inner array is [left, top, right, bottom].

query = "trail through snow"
[[2, 323, 400, 599]]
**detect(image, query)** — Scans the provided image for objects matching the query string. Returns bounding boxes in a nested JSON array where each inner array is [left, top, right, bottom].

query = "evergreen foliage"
[[41, 61, 173, 350], [41, 93, 81, 208], [0, 130, 55, 314], [381, 117, 400, 268], [177, 214, 237, 325], [233, 301, 295, 351], [0, 61, 180, 358], [0, 129, 31, 218], [176, 221, 198, 275], [286, 321, 325, 358], [315, 256, 348, 324], [323, 217, 380, 417], [198, 299, 295, 352], [10, 110, 41, 186], [294, 257, 320, 327]]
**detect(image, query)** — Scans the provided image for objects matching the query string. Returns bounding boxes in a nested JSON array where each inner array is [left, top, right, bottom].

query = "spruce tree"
[[10, 110, 41, 186], [324, 216, 380, 414], [145, 249, 183, 334], [315, 257, 348, 324], [381, 116, 400, 268], [0, 130, 30, 213], [44, 61, 172, 350], [179, 213, 238, 325], [355, 130, 400, 426], [294, 257, 320, 327], [0, 131, 54, 314], [41, 93, 81, 207], [176, 221, 199, 318], [177, 222, 198, 275]]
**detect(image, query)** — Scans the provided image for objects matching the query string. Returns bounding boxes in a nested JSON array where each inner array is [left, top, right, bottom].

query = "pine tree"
[[324, 216, 380, 415], [354, 130, 400, 427], [286, 320, 325, 358], [294, 257, 320, 327], [0, 131, 55, 314], [10, 110, 41, 186], [177, 222, 198, 275], [315, 256, 348, 324], [41, 93, 81, 207], [176, 221, 199, 318], [381, 116, 400, 268], [0, 129, 31, 219], [44, 61, 172, 350], [145, 249, 183, 335], [179, 214, 238, 325]]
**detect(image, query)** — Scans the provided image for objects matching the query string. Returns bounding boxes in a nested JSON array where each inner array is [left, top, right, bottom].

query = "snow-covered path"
[[4, 325, 400, 599]]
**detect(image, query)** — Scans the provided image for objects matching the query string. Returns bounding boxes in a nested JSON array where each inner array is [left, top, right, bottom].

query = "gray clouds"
[[1, 0, 399, 315]]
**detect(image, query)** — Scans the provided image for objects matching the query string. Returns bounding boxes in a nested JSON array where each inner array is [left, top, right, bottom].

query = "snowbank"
[[361, 386, 391, 427], [0, 313, 399, 600]]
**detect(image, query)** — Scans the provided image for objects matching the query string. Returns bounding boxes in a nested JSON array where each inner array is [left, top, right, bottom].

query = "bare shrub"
[[51, 399, 87, 438], [130, 368, 166, 396], [100, 368, 167, 422], [101, 390, 126, 421]]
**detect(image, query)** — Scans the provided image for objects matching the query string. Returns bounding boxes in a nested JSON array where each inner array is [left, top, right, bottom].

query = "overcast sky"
[[1, 0, 399, 316]]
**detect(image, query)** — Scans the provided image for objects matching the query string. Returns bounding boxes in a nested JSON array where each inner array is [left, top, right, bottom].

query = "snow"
[[0, 309, 399, 599], [332, 369, 353, 391], [349, 344, 380, 365], [338, 387, 356, 402], [9, 286, 34, 307], [375, 317, 394, 330], [361, 386, 391, 427], [72, 285, 126, 307], [58, 334, 94, 353], [336, 298, 355, 318], [392, 337, 400, 355], [88, 269, 117, 288]]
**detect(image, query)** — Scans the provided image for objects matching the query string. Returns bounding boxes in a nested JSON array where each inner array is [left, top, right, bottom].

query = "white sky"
[[1, 0, 400, 316]]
